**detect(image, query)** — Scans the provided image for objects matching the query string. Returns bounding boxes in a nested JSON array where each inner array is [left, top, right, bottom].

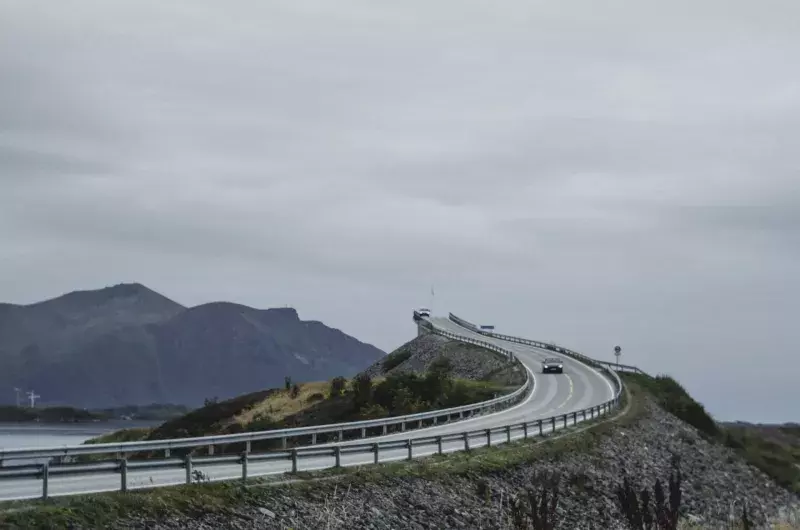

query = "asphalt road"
[[0, 317, 615, 501]]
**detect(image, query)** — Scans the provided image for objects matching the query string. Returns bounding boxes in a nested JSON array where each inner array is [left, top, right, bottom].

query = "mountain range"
[[0, 283, 385, 408]]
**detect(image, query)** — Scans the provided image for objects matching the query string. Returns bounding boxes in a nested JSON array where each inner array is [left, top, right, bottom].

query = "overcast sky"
[[1, 0, 798, 423]]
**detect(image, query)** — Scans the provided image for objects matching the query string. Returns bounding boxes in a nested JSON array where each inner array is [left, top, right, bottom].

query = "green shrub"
[[625, 373, 800, 494], [623, 374, 719, 439], [329, 376, 347, 397], [381, 350, 412, 373], [353, 373, 373, 410]]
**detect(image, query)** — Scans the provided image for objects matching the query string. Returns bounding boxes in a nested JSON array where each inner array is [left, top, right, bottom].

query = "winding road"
[[0, 316, 615, 501]]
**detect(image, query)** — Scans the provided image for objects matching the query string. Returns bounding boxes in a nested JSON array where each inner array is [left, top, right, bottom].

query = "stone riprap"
[[362, 333, 521, 384], [104, 398, 799, 530]]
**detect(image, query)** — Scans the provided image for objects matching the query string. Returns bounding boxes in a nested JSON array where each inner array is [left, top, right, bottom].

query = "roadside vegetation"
[[79, 356, 514, 458], [623, 373, 800, 494]]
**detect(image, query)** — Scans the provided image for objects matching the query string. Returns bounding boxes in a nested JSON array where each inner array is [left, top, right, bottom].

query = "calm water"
[[0, 421, 162, 466]]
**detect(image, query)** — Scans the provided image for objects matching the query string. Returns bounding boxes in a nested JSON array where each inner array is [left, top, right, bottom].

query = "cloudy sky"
[[1, 0, 798, 422]]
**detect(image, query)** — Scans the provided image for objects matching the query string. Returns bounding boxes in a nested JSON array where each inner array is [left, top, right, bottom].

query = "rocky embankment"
[[96, 395, 799, 530], [362, 333, 523, 385]]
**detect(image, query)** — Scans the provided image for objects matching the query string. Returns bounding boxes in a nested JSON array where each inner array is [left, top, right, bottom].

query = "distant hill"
[[0, 283, 385, 408]]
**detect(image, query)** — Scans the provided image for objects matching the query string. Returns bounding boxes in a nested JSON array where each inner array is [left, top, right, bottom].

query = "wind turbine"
[[27, 390, 40, 408]]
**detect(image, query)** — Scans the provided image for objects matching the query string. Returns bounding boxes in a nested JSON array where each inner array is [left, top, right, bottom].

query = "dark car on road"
[[541, 357, 563, 374]]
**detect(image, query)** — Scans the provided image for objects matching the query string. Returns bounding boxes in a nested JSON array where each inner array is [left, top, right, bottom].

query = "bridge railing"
[[0, 373, 620, 501], [0, 320, 531, 466], [447, 313, 647, 376]]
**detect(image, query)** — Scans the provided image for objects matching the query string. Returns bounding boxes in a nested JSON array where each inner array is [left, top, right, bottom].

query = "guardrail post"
[[311, 433, 317, 445], [523, 422, 528, 439], [436, 436, 443, 455], [572, 412, 577, 425], [361, 427, 366, 438], [407, 440, 413, 460], [463, 432, 470, 451], [241, 452, 248, 482], [382, 425, 388, 435], [538, 420, 543, 436], [208, 444, 214, 456], [41, 462, 49, 500], [164, 448, 170, 458], [401, 422, 406, 432], [506, 425, 511, 444], [485, 429, 492, 447], [119, 457, 128, 492], [433, 416, 438, 425], [551, 417, 556, 433], [291, 449, 298, 473], [338, 429, 343, 441], [282, 437, 287, 449], [563, 415, 567, 428], [184, 453, 193, 484], [581, 409, 586, 421], [373, 443, 379, 464], [334, 446, 341, 468], [246, 441, 252, 453]]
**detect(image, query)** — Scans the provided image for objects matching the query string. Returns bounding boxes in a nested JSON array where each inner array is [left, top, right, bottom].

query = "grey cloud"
[[1, 0, 799, 422]]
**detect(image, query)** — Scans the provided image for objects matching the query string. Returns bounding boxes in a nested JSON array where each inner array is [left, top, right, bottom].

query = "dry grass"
[[233, 381, 331, 425], [232, 377, 389, 427]]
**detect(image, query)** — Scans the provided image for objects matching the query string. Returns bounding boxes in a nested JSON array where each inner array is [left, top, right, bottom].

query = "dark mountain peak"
[[261, 307, 300, 320], [25, 282, 184, 312], [0, 285, 385, 408], [165, 303, 301, 331], [183, 301, 258, 319], [191, 301, 253, 312]]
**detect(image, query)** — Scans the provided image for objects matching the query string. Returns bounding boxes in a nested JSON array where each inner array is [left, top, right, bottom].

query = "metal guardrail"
[[0, 313, 628, 501], [447, 313, 647, 376], [0, 323, 531, 466], [0, 373, 622, 501]]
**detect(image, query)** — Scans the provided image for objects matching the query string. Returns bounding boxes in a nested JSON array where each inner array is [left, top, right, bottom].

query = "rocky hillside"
[[361, 333, 526, 387], [0, 283, 384, 408]]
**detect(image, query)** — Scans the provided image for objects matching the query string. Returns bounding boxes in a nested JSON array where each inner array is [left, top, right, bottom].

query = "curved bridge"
[[0, 312, 634, 501]]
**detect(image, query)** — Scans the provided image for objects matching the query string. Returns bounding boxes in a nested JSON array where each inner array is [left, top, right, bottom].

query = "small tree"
[[353, 373, 373, 410], [330, 376, 347, 397], [429, 356, 453, 377], [290, 383, 301, 399], [424, 356, 454, 403]]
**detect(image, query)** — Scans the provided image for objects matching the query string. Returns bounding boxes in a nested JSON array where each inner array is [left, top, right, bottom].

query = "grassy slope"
[[82, 375, 511, 451], [623, 372, 800, 494]]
